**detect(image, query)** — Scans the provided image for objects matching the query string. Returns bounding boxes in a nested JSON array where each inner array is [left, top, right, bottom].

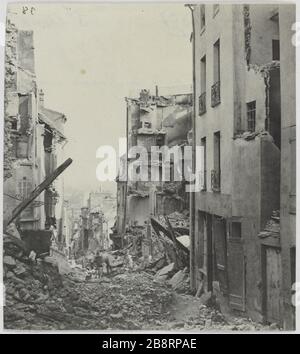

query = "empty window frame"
[[200, 5, 206, 30], [231, 222, 242, 238], [201, 137, 207, 190], [247, 101, 256, 132], [211, 39, 221, 107], [199, 55, 207, 115], [272, 39, 280, 61], [212, 131, 221, 191], [213, 39, 220, 84], [200, 55, 206, 94], [214, 131, 220, 173]]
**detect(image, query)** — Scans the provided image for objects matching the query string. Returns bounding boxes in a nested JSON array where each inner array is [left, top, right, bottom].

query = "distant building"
[[73, 191, 115, 255], [188, 3, 295, 328], [77, 206, 110, 254]]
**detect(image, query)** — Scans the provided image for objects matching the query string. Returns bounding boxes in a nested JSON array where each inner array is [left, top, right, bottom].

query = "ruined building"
[[88, 190, 116, 236], [188, 3, 295, 329], [113, 89, 192, 248], [77, 207, 109, 254], [4, 20, 68, 245], [73, 191, 114, 256]]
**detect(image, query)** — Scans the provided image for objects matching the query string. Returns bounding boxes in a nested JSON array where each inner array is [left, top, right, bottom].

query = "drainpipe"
[[186, 4, 196, 292], [123, 99, 129, 249]]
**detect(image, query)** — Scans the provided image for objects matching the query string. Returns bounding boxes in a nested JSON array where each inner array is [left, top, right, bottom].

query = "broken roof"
[[39, 107, 67, 139]]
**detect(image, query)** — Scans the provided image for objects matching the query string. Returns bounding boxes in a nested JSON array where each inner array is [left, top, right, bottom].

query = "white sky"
[[7, 3, 192, 194]]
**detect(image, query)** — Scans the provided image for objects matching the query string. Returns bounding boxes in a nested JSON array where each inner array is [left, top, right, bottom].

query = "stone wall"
[[4, 20, 18, 180]]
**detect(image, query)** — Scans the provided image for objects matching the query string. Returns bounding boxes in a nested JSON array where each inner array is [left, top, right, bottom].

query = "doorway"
[[262, 246, 282, 324]]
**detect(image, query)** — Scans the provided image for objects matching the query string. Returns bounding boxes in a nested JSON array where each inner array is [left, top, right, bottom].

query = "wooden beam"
[[164, 216, 177, 245], [7, 158, 73, 225], [165, 215, 181, 269], [150, 217, 189, 255]]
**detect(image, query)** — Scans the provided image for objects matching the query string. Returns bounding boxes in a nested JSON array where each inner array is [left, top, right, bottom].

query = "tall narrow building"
[[4, 20, 68, 247], [188, 3, 295, 328]]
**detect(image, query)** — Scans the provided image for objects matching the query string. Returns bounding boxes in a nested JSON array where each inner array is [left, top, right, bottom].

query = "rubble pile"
[[4, 222, 273, 331], [4, 232, 274, 331], [164, 304, 272, 331], [5, 264, 174, 330], [119, 211, 190, 277], [4, 230, 174, 330], [157, 210, 189, 230], [138, 212, 191, 292], [154, 291, 274, 331], [3, 232, 63, 328], [167, 268, 190, 293]]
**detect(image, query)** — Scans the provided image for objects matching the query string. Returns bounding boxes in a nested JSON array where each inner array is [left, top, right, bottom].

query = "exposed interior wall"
[[124, 92, 192, 233], [127, 101, 140, 149], [156, 194, 183, 216], [4, 21, 19, 180], [164, 107, 192, 147], [16, 30, 35, 74], [260, 135, 280, 228], [248, 5, 279, 66], [244, 68, 266, 132], [126, 195, 150, 226]]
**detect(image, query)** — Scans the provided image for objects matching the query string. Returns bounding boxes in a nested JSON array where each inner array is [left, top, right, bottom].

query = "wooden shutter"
[[213, 216, 228, 293], [227, 237, 246, 311], [18, 178, 34, 219], [266, 247, 282, 323]]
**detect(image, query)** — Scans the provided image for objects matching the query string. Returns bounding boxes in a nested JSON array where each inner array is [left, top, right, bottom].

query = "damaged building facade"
[[188, 3, 295, 329], [114, 90, 192, 248], [278, 5, 296, 330], [73, 191, 114, 257], [4, 20, 68, 250]]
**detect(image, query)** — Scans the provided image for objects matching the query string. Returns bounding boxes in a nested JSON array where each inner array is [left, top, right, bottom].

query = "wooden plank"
[[164, 216, 178, 245], [150, 217, 189, 255], [213, 216, 228, 293], [8, 158, 73, 225], [266, 247, 282, 323], [165, 216, 181, 269], [228, 238, 245, 311]]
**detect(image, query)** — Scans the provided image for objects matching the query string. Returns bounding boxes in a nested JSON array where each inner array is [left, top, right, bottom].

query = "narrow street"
[[3, 3, 296, 333]]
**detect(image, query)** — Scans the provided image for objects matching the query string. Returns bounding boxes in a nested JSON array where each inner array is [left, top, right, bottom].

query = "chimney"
[[17, 31, 35, 74], [39, 89, 44, 108]]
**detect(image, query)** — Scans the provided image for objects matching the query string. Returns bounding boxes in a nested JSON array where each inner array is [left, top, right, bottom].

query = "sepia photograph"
[[1, 0, 297, 334]]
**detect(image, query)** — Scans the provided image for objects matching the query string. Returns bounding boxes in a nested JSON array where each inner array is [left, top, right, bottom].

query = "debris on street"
[[3, 230, 275, 331]]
